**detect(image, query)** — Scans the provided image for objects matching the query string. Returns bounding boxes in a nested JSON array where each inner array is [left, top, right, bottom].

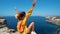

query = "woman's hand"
[[15, 7, 18, 14], [32, 0, 36, 7]]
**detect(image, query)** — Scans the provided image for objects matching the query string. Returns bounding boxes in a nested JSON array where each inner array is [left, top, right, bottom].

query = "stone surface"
[[0, 25, 21, 34]]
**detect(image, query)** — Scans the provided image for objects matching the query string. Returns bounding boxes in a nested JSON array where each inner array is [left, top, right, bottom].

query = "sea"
[[4, 16, 58, 34]]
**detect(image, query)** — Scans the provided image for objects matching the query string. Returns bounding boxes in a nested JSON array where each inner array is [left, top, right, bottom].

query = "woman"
[[15, 0, 36, 34]]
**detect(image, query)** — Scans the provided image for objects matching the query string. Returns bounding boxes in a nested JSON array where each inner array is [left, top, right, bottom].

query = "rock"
[[7, 29, 16, 33], [11, 31, 21, 34], [0, 17, 6, 25], [0, 27, 21, 34], [57, 29, 60, 34], [0, 32, 10, 34], [0, 19, 6, 24], [0, 27, 8, 32], [0, 25, 6, 28]]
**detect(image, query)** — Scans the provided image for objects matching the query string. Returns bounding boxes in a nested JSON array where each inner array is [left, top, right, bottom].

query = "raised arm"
[[26, 0, 36, 18], [15, 7, 19, 19], [15, 7, 19, 14]]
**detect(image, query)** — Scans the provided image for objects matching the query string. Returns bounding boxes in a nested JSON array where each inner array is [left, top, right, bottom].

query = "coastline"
[[0, 16, 59, 34], [45, 16, 60, 26]]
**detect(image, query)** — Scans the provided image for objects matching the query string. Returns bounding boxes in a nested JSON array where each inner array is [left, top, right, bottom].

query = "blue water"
[[4, 16, 58, 34]]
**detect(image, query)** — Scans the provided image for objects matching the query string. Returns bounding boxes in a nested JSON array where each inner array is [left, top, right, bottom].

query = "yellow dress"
[[22, 26, 28, 34], [15, 8, 33, 34]]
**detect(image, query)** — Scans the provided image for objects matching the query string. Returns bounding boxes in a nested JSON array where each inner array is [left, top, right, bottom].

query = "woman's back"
[[17, 20, 25, 33]]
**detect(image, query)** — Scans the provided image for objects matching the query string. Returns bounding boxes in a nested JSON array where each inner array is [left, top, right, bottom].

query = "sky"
[[0, 0, 60, 16]]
